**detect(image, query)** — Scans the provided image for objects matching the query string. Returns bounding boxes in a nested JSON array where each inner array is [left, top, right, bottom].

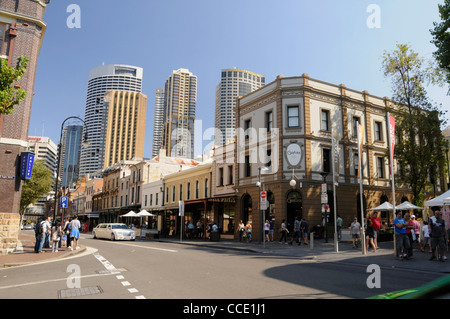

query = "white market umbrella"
[[138, 209, 156, 217], [121, 211, 138, 217], [367, 202, 394, 211], [396, 201, 423, 210]]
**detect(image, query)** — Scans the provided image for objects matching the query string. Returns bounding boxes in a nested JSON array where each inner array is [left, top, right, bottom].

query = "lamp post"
[[54, 116, 88, 223], [257, 166, 269, 245], [320, 171, 329, 243]]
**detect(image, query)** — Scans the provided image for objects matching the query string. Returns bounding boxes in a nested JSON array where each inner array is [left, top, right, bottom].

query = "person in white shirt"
[[420, 221, 432, 253], [69, 215, 81, 250]]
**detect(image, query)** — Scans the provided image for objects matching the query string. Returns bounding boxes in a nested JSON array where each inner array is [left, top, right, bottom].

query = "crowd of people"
[[34, 215, 82, 254]]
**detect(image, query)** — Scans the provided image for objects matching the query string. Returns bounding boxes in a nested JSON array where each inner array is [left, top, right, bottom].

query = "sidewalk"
[[0, 232, 86, 268], [1, 232, 449, 275]]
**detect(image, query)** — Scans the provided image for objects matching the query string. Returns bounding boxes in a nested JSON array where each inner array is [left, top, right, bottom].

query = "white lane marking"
[[0, 273, 115, 290], [94, 252, 147, 299], [107, 241, 177, 253]]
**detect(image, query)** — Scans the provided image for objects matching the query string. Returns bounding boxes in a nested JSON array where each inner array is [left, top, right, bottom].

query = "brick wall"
[[0, 0, 48, 254]]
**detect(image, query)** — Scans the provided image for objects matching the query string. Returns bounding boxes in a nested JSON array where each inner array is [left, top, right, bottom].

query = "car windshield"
[[112, 224, 129, 230]]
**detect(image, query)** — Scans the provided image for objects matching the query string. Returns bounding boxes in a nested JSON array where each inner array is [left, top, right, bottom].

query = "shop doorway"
[[241, 194, 252, 225], [286, 190, 302, 231]]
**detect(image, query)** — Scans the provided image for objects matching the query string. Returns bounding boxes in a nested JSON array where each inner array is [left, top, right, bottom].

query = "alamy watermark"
[[366, 264, 381, 289], [366, 4, 381, 29], [67, 4, 81, 29]]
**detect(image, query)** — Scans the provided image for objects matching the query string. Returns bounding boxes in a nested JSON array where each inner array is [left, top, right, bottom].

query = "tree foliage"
[[20, 160, 53, 216], [430, 0, 450, 89], [381, 44, 447, 206], [0, 56, 28, 115]]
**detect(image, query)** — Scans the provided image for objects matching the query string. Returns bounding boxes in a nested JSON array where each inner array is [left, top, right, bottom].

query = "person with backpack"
[[34, 216, 49, 253], [34, 218, 43, 253]]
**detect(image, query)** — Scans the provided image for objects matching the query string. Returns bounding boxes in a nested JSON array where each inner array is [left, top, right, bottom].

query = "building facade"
[[79, 64, 143, 177], [233, 74, 421, 242], [103, 91, 147, 168], [0, 0, 50, 254], [162, 68, 197, 159], [214, 68, 265, 147], [27, 136, 57, 175], [151, 88, 165, 158]]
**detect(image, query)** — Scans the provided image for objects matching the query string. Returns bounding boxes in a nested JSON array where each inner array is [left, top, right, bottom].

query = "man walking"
[[394, 212, 410, 260], [429, 210, 447, 262]]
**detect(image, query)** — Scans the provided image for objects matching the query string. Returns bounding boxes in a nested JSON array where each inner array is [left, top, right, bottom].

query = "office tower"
[[27, 136, 58, 175], [60, 125, 83, 189], [162, 68, 197, 159], [79, 64, 143, 177], [214, 68, 265, 146], [103, 91, 147, 168], [0, 0, 50, 254], [152, 88, 165, 158]]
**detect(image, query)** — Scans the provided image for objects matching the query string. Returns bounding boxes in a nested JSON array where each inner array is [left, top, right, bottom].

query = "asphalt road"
[[0, 233, 443, 301]]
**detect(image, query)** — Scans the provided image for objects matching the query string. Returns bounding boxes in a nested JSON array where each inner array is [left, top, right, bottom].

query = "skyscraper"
[[79, 64, 143, 177], [103, 91, 147, 168], [59, 125, 83, 189], [152, 88, 165, 158], [214, 68, 265, 146], [162, 68, 197, 159]]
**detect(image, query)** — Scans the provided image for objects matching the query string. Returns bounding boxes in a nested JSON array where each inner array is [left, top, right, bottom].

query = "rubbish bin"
[[210, 231, 220, 242]]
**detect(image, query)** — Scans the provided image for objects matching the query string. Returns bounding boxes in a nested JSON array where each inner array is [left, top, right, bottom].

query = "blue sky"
[[29, 0, 450, 158]]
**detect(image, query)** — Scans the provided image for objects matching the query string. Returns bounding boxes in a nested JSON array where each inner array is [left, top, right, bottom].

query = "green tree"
[[0, 56, 28, 115], [431, 0, 450, 89], [381, 44, 447, 206], [20, 160, 53, 223]]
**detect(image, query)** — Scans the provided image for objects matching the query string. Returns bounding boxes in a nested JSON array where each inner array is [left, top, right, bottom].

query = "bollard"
[[310, 232, 314, 250]]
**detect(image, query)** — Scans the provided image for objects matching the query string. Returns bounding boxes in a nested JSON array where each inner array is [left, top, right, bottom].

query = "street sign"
[[60, 196, 68, 209], [19, 151, 35, 180], [179, 201, 184, 216], [260, 191, 267, 204], [321, 194, 328, 204]]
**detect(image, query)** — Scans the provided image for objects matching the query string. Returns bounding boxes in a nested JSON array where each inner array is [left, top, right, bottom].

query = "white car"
[[93, 223, 136, 241]]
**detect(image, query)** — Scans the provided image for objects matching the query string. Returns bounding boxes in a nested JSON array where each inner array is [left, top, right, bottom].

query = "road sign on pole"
[[60, 196, 68, 209]]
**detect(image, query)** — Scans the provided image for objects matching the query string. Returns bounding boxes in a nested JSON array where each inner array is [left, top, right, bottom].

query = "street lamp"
[[257, 166, 269, 245], [54, 116, 88, 222], [289, 168, 301, 188]]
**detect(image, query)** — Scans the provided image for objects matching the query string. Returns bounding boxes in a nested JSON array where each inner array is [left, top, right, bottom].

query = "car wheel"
[[93, 232, 97, 239], [111, 233, 115, 241]]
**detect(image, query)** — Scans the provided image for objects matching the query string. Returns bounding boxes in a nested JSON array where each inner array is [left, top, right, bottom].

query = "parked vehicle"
[[93, 223, 136, 241]]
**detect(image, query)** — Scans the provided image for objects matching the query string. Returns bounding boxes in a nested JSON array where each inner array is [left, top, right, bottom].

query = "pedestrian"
[[264, 220, 270, 242], [289, 217, 301, 245], [64, 217, 72, 249], [420, 221, 432, 253], [279, 219, 288, 244], [429, 210, 447, 262], [69, 215, 81, 250], [411, 215, 421, 245], [404, 213, 415, 258], [269, 219, 275, 242], [51, 221, 62, 253], [301, 218, 309, 245], [238, 220, 245, 242], [34, 218, 45, 253], [43, 216, 51, 249], [349, 217, 361, 249], [245, 221, 252, 243], [370, 212, 382, 249], [365, 219, 377, 253], [394, 212, 410, 260], [336, 215, 343, 242]]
